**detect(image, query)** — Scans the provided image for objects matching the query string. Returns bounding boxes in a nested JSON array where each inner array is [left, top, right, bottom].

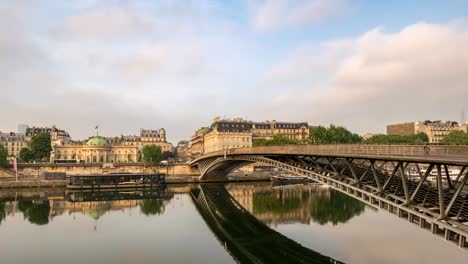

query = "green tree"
[[0, 145, 7, 168], [19, 148, 33, 162], [442, 130, 468, 145], [142, 145, 163, 164], [29, 133, 52, 161], [253, 135, 299, 147], [365, 133, 429, 144], [309, 125, 362, 144]]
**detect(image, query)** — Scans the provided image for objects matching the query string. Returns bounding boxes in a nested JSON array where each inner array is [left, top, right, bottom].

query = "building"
[[50, 128, 172, 164], [387, 120, 466, 143], [105, 128, 172, 153], [187, 117, 310, 159], [17, 124, 28, 134], [176, 140, 189, 162], [187, 127, 209, 159], [51, 136, 138, 163], [0, 132, 27, 161]]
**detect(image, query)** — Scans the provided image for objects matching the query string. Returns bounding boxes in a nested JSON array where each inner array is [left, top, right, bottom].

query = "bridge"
[[191, 144, 468, 249], [190, 183, 342, 263]]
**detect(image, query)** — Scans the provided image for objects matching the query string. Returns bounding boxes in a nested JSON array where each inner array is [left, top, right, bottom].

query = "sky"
[[1, 0, 468, 144]]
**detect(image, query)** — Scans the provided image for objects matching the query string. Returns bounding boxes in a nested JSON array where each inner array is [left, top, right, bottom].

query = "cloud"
[[251, 0, 347, 31], [265, 21, 468, 133], [52, 6, 154, 40]]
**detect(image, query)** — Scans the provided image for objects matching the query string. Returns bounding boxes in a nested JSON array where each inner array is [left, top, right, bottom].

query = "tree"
[[309, 125, 362, 144], [29, 133, 52, 161], [365, 133, 429, 144], [0, 145, 7, 168], [253, 135, 299, 147], [19, 148, 33, 162], [442, 130, 468, 145], [20, 133, 52, 162], [142, 145, 163, 164]]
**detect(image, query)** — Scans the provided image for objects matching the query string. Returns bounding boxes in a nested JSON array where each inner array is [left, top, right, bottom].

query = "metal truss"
[[195, 154, 468, 249]]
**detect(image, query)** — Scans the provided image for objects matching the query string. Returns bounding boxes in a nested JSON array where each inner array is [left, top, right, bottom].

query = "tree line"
[[253, 124, 468, 146]]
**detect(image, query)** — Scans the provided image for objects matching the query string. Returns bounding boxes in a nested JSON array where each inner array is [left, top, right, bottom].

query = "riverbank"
[[0, 174, 271, 189]]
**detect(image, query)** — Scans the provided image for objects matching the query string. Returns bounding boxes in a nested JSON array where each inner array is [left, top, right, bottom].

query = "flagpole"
[[14, 156, 18, 182]]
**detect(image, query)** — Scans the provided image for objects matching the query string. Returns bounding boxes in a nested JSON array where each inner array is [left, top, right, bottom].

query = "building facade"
[[187, 117, 310, 159], [50, 128, 171, 164], [176, 140, 189, 162], [387, 120, 466, 143], [0, 132, 27, 161], [51, 136, 138, 163]]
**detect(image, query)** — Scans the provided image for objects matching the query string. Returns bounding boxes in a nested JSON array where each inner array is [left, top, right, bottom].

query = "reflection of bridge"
[[192, 145, 468, 248], [190, 183, 342, 263]]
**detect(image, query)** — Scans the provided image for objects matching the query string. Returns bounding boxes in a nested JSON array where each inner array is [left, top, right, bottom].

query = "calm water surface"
[[0, 182, 467, 264]]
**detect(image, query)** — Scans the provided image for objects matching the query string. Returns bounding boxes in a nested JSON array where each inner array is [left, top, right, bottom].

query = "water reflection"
[[17, 200, 50, 225], [227, 183, 366, 226], [190, 183, 342, 263], [0, 202, 6, 224], [0, 188, 171, 225]]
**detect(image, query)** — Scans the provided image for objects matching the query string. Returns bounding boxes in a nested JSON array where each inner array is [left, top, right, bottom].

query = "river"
[[0, 182, 466, 263]]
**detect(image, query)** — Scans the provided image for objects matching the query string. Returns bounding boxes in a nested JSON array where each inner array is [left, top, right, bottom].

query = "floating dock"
[[67, 173, 166, 190]]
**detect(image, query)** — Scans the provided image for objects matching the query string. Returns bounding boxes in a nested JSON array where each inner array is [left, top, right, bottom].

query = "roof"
[[85, 136, 109, 146]]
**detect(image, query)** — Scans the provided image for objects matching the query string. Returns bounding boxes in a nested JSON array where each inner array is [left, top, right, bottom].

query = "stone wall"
[[16, 163, 199, 178]]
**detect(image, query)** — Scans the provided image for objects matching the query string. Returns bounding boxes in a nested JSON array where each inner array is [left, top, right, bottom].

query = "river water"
[[0, 182, 466, 263]]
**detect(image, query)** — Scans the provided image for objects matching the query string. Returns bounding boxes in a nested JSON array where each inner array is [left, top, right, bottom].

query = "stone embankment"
[[0, 174, 271, 189]]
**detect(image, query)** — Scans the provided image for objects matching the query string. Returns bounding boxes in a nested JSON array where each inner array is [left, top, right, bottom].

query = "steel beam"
[[370, 160, 383, 192], [445, 170, 468, 216], [410, 164, 434, 202], [399, 163, 410, 203], [383, 162, 401, 191], [436, 165, 446, 219], [444, 164, 453, 189]]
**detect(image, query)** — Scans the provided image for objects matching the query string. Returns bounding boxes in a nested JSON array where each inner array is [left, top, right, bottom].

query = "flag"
[[13, 157, 17, 173]]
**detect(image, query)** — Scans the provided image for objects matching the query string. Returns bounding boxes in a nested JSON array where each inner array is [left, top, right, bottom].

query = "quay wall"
[[8, 163, 200, 178]]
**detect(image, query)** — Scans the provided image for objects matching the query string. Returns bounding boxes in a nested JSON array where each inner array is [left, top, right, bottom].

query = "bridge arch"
[[191, 145, 468, 248]]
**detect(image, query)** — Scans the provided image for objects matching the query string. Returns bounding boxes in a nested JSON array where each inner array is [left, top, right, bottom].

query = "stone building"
[[0, 132, 27, 161], [104, 128, 172, 153], [187, 117, 310, 159], [387, 120, 466, 143], [176, 140, 189, 162], [51, 136, 138, 163], [187, 127, 209, 160]]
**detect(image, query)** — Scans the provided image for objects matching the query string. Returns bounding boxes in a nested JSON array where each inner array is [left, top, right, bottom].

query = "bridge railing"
[[195, 144, 468, 161]]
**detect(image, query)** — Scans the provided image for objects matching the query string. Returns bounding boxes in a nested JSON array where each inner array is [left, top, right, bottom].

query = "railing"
[[194, 144, 468, 162]]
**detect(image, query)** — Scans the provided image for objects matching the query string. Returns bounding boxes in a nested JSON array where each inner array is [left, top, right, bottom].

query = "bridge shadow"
[[190, 183, 343, 264]]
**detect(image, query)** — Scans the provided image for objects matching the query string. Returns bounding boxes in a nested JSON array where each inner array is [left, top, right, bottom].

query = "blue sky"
[[1, 0, 468, 143]]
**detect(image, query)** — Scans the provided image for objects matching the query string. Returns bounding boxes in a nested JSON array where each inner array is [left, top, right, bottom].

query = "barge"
[[67, 173, 166, 190]]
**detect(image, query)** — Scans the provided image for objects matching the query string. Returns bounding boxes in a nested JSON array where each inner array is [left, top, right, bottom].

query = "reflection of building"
[[226, 183, 366, 227], [387, 120, 467, 143], [226, 183, 328, 226], [188, 117, 310, 159]]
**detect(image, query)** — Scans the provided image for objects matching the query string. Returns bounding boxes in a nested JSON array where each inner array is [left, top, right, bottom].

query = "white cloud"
[[53, 6, 154, 40], [265, 21, 468, 133], [251, 0, 347, 31]]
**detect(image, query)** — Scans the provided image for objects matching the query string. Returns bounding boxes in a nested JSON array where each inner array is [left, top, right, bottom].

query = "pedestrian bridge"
[[191, 144, 468, 248]]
